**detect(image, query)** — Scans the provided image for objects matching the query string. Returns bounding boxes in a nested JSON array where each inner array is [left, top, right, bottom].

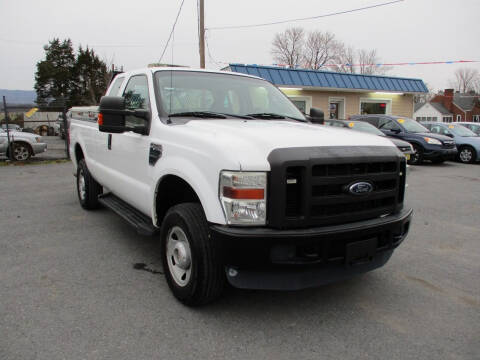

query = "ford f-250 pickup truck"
[[69, 67, 412, 306]]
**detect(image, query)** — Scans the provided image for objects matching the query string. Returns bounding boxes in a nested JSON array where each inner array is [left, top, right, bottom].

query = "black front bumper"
[[210, 207, 413, 290], [423, 148, 457, 160]]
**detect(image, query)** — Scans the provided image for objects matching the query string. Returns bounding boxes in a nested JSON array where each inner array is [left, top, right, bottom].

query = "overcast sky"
[[1, 0, 479, 92]]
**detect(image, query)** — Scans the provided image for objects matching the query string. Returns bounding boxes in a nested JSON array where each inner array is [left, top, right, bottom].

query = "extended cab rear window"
[[107, 77, 125, 96]]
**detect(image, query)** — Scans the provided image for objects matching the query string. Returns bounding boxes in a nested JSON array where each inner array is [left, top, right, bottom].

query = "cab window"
[[108, 77, 125, 96], [123, 75, 150, 127]]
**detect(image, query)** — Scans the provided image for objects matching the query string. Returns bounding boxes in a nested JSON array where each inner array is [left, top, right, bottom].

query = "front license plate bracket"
[[345, 238, 378, 267]]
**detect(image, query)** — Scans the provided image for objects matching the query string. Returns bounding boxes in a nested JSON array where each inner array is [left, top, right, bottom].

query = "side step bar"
[[98, 194, 158, 236]]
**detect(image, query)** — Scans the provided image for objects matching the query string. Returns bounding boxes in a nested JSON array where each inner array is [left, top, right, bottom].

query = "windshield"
[[154, 71, 306, 121], [448, 124, 477, 137], [348, 121, 385, 136], [396, 118, 429, 133]]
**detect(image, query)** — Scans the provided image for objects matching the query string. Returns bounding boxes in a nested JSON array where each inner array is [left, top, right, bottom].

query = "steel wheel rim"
[[166, 226, 192, 287], [14, 145, 29, 161], [78, 169, 86, 201], [460, 149, 472, 163]]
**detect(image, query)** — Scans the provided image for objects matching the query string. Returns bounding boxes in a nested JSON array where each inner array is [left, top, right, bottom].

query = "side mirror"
[[98, 96, 150, 134], [392, 128, 402, 134], [99, 96, 127, 133], [446, 132, 454, 138], [309, 107, 324, 124]]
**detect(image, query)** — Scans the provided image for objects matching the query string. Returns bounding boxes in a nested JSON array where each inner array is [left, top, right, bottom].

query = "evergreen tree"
[[34, 39, 111, 108], [75, 46, 109, 105], [34, 38, 76, 108]]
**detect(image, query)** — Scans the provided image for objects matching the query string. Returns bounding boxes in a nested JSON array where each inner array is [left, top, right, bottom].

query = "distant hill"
[[0, 89, 36, 105]]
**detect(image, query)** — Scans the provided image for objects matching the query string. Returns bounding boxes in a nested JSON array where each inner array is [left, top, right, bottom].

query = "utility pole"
[[199, 0, 205, 68], [2, 96, 13, 161]]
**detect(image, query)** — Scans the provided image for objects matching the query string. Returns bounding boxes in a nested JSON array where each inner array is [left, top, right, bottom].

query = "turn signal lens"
[[223, 187, 264, 200], [98, 113, 104, 126], [219, 171, 267, 226]]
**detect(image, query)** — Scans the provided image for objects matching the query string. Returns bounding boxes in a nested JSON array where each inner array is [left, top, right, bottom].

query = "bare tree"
[[303, 31, 340, 70], [333, 48, 391, 75], [331, 44, 356, 74], [449, 68, 479, 93], [271, 27, 305, 67]]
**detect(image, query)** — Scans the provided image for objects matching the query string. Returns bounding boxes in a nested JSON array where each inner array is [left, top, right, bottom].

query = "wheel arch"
[[154, 174, 206, 228]]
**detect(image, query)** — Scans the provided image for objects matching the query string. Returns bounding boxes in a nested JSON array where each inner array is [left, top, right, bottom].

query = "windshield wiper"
[[169, 111, 227, 119], [246, 112, 286, 119], [246, 113, 306, 122]]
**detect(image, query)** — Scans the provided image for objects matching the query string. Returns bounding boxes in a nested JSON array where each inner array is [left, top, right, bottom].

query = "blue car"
[[421, 122, 480, 164]]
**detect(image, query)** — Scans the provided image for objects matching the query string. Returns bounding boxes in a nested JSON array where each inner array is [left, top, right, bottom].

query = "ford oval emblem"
[[349, 181, 373, 195]]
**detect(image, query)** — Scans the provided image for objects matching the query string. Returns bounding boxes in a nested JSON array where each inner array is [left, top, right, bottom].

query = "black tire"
[[10, 142, 31, 161], [77, 158, 102, 209], [408, 144, 424, 165], [457, 146, 476, 164], [161, 203, 225, 306]]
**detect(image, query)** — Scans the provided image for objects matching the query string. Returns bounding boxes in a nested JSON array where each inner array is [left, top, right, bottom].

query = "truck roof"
[[117, 67, 263, 81]]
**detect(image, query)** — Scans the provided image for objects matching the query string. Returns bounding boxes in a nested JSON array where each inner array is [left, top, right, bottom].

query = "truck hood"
[[181, 119, 397, 170]]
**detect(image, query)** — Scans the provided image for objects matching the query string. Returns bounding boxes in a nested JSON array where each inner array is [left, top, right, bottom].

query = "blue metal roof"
[[228, 64, 428, 93]]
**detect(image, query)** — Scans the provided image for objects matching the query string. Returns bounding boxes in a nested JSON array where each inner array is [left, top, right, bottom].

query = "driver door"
[[105, 74, 153, 215]]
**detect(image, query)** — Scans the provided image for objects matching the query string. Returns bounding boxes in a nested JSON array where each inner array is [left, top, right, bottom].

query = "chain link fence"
[[1, 97, 70, 163]]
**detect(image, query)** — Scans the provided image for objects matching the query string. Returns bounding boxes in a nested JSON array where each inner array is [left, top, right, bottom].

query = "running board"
[[98, 194, 158, 236]]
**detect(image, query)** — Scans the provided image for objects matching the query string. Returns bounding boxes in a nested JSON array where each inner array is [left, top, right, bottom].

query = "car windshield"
[[448, 124, 478, 137], [154, 71, 306, 121], [348, 121, 385, 136], [397, 117, 429, 133]]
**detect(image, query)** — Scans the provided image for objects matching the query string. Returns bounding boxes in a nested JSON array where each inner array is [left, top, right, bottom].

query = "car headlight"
[[424, 137, 442, 145], [219, 171, 267, 226], [35, 137, 42, 143]]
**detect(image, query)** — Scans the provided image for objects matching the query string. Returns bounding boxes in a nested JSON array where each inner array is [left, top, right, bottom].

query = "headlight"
[[35, 137, 42, 143], [424, 137, 442, 145], [219, 171, 267, 226]]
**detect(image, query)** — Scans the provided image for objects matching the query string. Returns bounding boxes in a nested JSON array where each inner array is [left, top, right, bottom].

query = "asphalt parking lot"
[[1, 161, 479, 360]]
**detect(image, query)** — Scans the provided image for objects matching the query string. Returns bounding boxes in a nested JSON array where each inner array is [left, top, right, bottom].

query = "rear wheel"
[[408, 144, 423, 165], [458, 146, 476, 164], [77, 159, 102, 209], [161, 203, 225, 306]]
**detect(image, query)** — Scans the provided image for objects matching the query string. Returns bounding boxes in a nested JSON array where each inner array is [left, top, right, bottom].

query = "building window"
[[443, 116, 453, 123], [416, 117, 421, 121], [473, 115, 480, 122], [287, 95, 312, 114], [361, 102, 386, 114], [291, 100, 306, 113], [456, 114, 462, 122]]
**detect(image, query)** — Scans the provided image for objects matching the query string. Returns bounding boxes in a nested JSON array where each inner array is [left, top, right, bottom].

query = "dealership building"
[[226, 64, 428, 120]]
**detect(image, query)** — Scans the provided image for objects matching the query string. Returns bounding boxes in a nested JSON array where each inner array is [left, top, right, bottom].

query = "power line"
[[207, 0, 404, 30], [158, 0, 186, 63]]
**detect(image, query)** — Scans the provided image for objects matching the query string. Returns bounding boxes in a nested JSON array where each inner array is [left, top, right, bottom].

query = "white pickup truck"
[[69, 67, 412, 305]]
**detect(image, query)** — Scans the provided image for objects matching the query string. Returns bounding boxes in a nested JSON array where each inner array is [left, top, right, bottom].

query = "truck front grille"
[[267, 146, 406, 229]]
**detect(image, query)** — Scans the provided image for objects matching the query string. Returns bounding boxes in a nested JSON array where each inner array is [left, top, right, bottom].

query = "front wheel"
[[408, 144, 424, 165], [458, 146, 476, 164], [161, 203, 225, 306], [77, 159, 102, 209], [12, 142, 31, 161]]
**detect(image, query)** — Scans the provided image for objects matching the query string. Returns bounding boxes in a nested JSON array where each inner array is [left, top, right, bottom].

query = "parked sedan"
[[325, 119, 414, 159], [456, 122, 480, 136], [350, 115, 457, 165], [0, 128, 47, 161], [421, 122, 480, 164]]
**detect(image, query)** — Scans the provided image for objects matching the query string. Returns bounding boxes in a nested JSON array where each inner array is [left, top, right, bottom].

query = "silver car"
[[0, 128, 47, 161]]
